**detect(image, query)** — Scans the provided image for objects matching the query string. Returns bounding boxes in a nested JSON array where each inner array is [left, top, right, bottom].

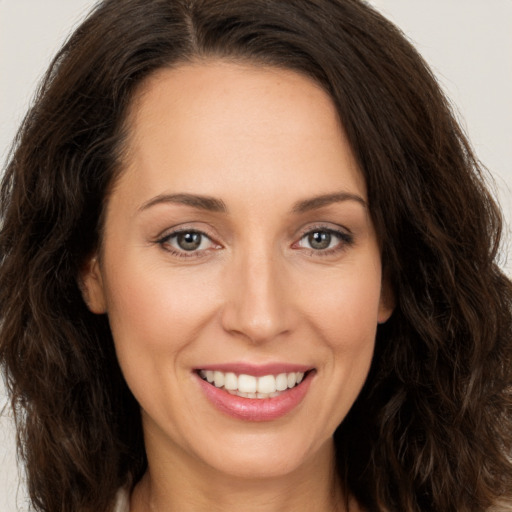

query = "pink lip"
[[195, 369, 314, 422], [197, 362, 312, 376]]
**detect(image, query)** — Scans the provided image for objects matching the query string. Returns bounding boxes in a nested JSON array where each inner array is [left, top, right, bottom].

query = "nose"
[[220, 248, 295, 344]]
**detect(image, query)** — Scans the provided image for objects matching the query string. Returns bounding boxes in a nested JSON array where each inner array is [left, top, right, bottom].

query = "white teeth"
[[257, 374, 276, 394], [199, 369, 307, 397], [213, 371, 224, 388], [287, 373, 297, 388], [275, 373, 288, 391], [238, 374, 257, 393], [224, 372, 238, 390]]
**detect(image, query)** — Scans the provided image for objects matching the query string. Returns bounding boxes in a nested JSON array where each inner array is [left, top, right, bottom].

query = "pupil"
[[177, 232, 201, 251], [309, 231, 331, 250]]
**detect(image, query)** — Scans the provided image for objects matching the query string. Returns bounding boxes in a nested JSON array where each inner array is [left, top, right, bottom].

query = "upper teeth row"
[[199, 370, 305, 394]]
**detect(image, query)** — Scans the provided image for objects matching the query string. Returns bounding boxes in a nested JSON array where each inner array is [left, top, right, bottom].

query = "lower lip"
[[196, 372, 313, 422]]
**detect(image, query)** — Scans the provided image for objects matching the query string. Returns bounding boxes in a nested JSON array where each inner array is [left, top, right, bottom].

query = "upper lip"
[[196, 362, 313, 377]]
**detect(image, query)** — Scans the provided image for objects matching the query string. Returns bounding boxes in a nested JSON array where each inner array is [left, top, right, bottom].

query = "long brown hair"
[[1, 1, 511, 511]]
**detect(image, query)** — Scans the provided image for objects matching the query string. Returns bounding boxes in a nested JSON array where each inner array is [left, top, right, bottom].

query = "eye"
[[302, 231, 336, 250], [296, 228, 353, 253], [158, 230, 217, 255], [173, 231, 207, 251]]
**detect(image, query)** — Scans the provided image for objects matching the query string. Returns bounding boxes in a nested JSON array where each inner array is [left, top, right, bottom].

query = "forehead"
[[116, 60, 366, 205]]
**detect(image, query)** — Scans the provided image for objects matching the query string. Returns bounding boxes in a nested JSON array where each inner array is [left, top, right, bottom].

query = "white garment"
[[113, 487, 130, 512]]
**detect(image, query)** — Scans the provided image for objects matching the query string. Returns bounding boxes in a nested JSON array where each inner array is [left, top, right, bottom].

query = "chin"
[[193, 430, 333, 481]]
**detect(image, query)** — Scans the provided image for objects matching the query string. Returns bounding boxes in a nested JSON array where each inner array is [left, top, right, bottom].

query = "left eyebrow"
[[291, 192, 367, 214], [138, 193, 228, 213]]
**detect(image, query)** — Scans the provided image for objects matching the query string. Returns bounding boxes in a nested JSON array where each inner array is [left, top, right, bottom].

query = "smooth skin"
[[82, 61, 393, 512]]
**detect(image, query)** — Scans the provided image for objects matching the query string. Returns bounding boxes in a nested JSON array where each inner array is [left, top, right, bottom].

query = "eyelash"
[[156, 226, 354, 259], [294, 226, 354, 257], [156, 228, 218, 259]]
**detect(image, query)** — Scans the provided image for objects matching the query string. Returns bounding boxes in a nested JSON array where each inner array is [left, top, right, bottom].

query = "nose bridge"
[[221, 241, 291, 343]]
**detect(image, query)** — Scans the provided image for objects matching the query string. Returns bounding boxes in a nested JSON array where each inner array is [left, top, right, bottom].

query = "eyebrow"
[[139, 193, 227, 213], [138, 191, 366, 214], [291, 192, 367, 213]]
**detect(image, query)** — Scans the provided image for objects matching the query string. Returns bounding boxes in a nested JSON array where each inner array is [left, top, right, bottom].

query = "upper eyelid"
[[297, 229, 352, 244], [294, 224, 354, 250], [156, 224, 217, 242], [160, 229, 211, 242], [295, 222, 352, 238], [160, 227, 207, 238], [154, 228, 215, 254], [156, 229, 219, 259], [154, 222, 353, 247]]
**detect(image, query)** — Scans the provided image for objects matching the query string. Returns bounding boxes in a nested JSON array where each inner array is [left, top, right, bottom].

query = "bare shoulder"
[[348, 496, 368, 512], [112, 487, 130, 512], [487, 499, 512, 512]]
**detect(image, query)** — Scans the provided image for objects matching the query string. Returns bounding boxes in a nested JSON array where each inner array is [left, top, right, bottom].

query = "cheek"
[[322, 286, 379, 376], [301, 255, 382, 403], [284, 260, 382, 436], [303, 259, 383, 345], [102, 261, 220, 372]]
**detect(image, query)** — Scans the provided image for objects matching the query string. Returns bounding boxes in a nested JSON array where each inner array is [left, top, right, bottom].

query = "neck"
[[131, 437, 349, 512]]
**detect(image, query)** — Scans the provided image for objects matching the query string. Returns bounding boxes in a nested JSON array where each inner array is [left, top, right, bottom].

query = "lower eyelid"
[[155, 226, 353, 257], [156, 229, 214, 252], [293, 230, 355, 258], [299, 228, 352, 243]]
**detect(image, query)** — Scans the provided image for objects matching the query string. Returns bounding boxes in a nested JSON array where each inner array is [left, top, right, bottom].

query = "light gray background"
[[1, 1, 511, 510]]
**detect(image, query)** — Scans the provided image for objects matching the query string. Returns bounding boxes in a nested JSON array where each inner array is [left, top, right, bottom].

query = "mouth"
[[194, 363, 315, 421], [197, 369, 309, 399]]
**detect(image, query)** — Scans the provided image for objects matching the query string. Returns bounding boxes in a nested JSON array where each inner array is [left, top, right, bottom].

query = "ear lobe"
[[79, 254, 107, 314], [377, 279, 394, 324]]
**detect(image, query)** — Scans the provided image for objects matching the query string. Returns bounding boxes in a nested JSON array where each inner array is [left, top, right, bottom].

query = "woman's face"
[[82, 61, 392, 480]]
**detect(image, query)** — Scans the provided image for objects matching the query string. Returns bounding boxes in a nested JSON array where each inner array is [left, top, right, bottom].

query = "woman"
[[0, 1, 511, 511]]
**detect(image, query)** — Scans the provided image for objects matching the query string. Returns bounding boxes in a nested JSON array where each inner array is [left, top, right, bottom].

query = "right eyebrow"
[[291, 192, 367, 214], [138, 193, 228, 213]]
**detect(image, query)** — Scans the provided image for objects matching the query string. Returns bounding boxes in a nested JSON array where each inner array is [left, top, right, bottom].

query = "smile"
[[198, 370, 305, 399], [195, 366, 315, 421]]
